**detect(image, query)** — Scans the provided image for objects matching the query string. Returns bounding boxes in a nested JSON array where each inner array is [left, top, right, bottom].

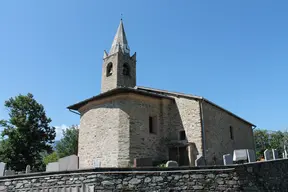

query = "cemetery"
[[0, 148, 287, 191]]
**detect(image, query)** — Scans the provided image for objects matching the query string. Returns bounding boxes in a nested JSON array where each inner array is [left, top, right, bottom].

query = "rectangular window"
[[179, 131, 186, 140], [149, 116, 157, 134], [230, 126, 234, 140]]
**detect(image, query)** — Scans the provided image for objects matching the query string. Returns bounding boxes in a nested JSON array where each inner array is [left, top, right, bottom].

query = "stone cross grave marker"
[[264, 149, 273, 161], [0, 162, 6, 176], [272, 149, 278, 160], [247, 149, 256, 163], [223, 154, 233, 165]]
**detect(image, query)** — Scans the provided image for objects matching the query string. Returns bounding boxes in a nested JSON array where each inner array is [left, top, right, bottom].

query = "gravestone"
[[59, 155, 79, 171], [247, 149, 256, 163], [5, 170, 15, 176], [0, 162, 6, 176], [93, 159, 101, 168], [284, 149, 288, 159], [165, 160, 178, 167], [25, 165, 31, 174], [133, 158, 152, 167], [264, 149, 273, 161], [223, 154, 233, 165], [233, 149, 248, 161], [195, 155, 205, 166], [272, 149, 278, 159], [46, 162, 60, 172]]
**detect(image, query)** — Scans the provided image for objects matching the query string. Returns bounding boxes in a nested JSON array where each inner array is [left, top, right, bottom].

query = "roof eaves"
[[67, 87, 174, 111]]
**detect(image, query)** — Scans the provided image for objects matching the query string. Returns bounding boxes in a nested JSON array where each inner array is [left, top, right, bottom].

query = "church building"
[[68, 20, 256, 168]]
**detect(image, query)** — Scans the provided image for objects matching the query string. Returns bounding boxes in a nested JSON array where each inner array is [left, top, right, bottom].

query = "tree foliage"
[[55, 125, 79, 158], [254, 129, 288, 160], [0, 93, 56, 171], [43, 152, 59, 165]]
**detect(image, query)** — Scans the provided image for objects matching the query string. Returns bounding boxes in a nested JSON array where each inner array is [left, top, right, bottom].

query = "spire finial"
[[121, 13, 123, 21]]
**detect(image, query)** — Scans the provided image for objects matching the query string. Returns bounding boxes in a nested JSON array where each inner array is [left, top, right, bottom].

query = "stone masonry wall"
[[171, 98, 203, 157], [78, 100, 121, 168], [202, 101, 255, 165], [1, 159, 287, 191], [78, 94, 173, 168], [120, 96, 170, 163]]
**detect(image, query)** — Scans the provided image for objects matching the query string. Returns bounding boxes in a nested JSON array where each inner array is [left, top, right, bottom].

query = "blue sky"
[[0, 1, 288, 138]]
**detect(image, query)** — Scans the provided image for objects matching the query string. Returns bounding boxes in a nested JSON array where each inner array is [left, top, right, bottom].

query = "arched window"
[[123, 63, 130, 76], [106, 62, 113, 77]]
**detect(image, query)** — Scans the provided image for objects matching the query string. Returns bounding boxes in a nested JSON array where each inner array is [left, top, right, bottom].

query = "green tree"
[[254, 129, 270, 160], [254, 129, 288, 159], [270, 131, 284, 154], [55, 125, 79, 158], [43, 152, 59, 165], [0, 93, 56, 171]]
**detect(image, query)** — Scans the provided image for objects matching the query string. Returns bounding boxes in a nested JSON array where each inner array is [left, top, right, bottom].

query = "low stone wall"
[[0, 159, 287, 191]]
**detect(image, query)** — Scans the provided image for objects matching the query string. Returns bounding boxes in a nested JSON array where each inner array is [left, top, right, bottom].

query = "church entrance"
[[168, 146, 189, 166]]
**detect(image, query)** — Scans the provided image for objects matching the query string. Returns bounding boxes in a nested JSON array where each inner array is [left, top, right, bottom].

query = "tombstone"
[[247, 149, 256, 163], [272, 149, 278, 160], [93, 159, 101, 168], [25, 165, 31, 174], [5, 170, 15, 176], [233, 149, 248, 161], [195, 155, 205, 166], [264, 149, 273, 161], [58, 155, 79, 171], [0, 162, 6, 176], [133, 158, 152, 167], [223, 154, 233, 165], [282, 145, 287, 159], [165, 160, 178, 167], [46, 162, 60, 172]]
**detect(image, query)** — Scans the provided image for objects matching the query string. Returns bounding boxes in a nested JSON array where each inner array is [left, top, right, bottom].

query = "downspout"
[[199, 98, 207, 165]]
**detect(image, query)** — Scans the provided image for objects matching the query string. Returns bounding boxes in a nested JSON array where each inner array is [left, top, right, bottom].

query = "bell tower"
[[101, 19, 136, 93]]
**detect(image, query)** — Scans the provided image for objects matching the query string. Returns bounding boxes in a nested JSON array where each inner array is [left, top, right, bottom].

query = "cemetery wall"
[[0, 159, 287, 191]]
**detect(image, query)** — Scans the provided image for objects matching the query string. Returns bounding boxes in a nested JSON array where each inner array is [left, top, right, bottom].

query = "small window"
[[106, 62, 113, 77], [123, 63, 130, 76], [179, 131, 186, 140], [229, 126, 234, 140], [149, 116, 157, 134]]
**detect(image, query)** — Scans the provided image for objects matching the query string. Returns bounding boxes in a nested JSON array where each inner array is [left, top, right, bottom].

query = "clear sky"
[[0, 1, 288, 139]]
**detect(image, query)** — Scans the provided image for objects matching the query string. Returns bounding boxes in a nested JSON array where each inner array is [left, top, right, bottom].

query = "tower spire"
[[109, 19, 130, 55]]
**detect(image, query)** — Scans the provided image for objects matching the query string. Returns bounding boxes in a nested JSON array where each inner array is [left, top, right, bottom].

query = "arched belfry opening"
[[123, 63, 130, 76], [106, 62, 113, 77]]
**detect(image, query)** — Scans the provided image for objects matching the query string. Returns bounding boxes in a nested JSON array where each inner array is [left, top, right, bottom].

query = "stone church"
[[68, 20, 256, 168]]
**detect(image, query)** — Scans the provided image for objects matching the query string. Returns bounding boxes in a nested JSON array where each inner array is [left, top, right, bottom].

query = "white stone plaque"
[[46, 162, 59, 172], [233, 149, 248, 161]]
